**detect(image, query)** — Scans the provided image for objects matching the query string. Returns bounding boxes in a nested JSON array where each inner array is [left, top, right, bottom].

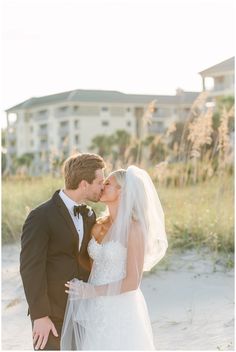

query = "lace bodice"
[[88, 237, 127, 285]]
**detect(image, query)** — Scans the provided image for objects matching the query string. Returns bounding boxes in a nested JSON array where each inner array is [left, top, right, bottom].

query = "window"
[[61, 136, 68, 146], [102, 121, 109, 126], [30, 140, 34, 147], [30, 126, 34, 132], [40, 124, 47, 130], [60, 121, 69, 128], [127, 121, 131, 127], [157, 121, 164, 129], [74, 134, 80, 144], [216, 76, 224, 84], [126, 107, 131, 112], [101, 107, 109, 112], [73, 105, 79, 112], [59, 106, 68, 112], [57, 106, 69, 116], [24, 113, 32, 122], [39, 124, 47, 135], [39, 110, 47, 115], [74, 120, 79, 129], [40, 137, 47, 146]]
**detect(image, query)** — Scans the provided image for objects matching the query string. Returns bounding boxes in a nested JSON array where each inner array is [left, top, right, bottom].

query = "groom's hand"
[[33, 316, 58, 350]]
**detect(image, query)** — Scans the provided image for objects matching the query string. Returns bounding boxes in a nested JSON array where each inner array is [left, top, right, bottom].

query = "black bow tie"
[[73, 204, 88, 217]]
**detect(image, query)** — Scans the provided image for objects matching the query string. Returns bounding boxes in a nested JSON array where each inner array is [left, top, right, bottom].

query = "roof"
[[6, 89, 200, 112], [199, 57, 234, 77]]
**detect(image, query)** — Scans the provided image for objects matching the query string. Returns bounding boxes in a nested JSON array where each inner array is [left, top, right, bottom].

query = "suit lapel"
[[52, 190, 79, 248], [79, 216, 90, 254]]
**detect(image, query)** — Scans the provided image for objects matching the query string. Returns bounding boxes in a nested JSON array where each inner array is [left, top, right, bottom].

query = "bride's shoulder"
[[91, 216, 109, 238]]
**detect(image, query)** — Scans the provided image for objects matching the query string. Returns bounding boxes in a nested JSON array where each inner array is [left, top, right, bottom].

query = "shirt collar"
[[59, 189, 80, 216]]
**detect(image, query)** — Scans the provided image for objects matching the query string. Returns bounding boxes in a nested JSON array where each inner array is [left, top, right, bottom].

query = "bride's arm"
[[98, 221, 144, 294], [66, 222, 145, 298]]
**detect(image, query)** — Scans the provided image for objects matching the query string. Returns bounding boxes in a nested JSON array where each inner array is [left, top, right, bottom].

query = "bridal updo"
[[110, 168, 140, 221], [96, 169, 127, 226], [109, 169, 126, 188]]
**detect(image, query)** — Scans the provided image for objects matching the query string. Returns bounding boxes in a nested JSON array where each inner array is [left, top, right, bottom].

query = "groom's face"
[[86, 168, 105, 202]]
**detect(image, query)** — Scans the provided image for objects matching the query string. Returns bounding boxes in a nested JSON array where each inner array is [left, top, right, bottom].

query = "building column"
[[5, 113, 12, 175], [202, 76, 206, 91]]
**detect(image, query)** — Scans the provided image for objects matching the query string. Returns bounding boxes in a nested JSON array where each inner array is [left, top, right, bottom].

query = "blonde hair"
[[108, 169, 126, 188], [110, 168, 139, 221], [97, 169, 126, 226]]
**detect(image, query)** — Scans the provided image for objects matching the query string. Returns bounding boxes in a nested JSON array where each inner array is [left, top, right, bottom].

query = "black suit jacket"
[[20, 190, 96, 321]]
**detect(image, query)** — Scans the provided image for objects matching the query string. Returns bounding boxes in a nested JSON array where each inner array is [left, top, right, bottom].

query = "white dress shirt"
[[59, 189, 84, 250]]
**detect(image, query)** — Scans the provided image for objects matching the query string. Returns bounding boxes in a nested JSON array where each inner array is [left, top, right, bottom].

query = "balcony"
[[34, 110, 49, 121], [55, 106, 71, 117], [38, 143, 49, 151], [214, 83, 227, 92], [38, 129, 48, 137], [55, 106, 80, 117], [57, 145, 70, 158], [58, 126, 69, 137], [148, 121, 165, 134], [7, 132, 16, 142], [8, 146, 17, 154], [152, 109, 171, 118]]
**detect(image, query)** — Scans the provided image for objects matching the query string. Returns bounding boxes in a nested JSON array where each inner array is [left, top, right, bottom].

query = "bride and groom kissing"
[[20, 153, 168, 350]]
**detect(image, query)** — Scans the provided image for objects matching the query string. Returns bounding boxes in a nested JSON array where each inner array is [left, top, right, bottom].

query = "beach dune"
[[2, 243, 234, 351]]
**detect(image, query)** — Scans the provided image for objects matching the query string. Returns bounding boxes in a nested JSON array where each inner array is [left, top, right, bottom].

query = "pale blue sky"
[[1, 0, 235, 127]]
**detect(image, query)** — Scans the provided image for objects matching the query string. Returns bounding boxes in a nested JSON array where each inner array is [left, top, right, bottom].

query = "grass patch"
[[2, 175, 234, 255], [157, 175, 234, 253]]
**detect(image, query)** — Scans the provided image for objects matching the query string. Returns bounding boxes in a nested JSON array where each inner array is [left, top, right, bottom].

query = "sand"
[[1, 243, 234, 351]]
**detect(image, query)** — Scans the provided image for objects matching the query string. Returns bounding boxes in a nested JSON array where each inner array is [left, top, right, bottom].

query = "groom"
[[20, 153, 105, 350]]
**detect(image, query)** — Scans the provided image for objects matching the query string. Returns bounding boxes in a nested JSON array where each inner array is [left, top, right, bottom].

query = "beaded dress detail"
[[88, 236, 127, 285]]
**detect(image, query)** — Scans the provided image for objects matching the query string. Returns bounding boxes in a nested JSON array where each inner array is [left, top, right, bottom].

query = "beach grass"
[[157, 174, 234, 253], [2, 174, 234, 255]]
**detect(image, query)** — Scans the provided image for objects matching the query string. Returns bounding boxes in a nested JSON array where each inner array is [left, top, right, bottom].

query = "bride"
[[61, 165, 168, 350]]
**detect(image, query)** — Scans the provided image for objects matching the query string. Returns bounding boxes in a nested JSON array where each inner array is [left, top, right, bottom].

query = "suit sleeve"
[[20, 207, 51, 320]]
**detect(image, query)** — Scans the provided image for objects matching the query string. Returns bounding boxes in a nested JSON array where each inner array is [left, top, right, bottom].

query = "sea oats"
[[217, 106, 233, 168], [143, 100, 157, 126], [190, 91, 209, 116], [187, 107, 213, 159], [165, 122, 177, 138]]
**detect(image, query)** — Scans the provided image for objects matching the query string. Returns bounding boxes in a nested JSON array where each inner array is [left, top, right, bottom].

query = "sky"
[[1, 0, 235, 127]]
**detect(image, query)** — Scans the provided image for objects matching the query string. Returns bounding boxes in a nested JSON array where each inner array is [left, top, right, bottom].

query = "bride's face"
[[100, 176, 121, 203]]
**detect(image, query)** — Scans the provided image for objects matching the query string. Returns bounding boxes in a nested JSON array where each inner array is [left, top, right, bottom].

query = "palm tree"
[[112, 130, 131, 162], [1, 129, 7, 174], [89, 135, 114, 157]]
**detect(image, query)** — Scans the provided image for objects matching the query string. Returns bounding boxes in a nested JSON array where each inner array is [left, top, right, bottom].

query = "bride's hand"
[[65, 280, 83, 297], [65, 280, 95, 299]]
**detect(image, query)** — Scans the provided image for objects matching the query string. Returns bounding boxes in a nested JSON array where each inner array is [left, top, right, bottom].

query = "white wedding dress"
[[61, 166, 168, 351], [79, 236, 155, 350]]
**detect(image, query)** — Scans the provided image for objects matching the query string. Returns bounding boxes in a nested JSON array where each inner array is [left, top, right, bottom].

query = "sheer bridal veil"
[[61, 165, 168, 349]]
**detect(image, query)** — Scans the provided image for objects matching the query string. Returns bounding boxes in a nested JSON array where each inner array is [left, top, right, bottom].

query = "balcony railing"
[[38, 143, 49, 151], [34, 111, 49, 121], [58, 126, 69, 136], [214, 83, 228, 91], [7, 133, 16, 141], [148, 123, 165, 134], [8, 146, 17, 154], [152, 110, 171, 118], [38, 129, 48, 137]]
